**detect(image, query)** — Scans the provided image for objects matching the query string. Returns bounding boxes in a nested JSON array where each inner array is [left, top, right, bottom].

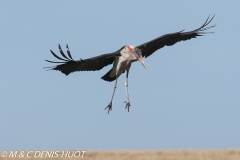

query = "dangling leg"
[[105, 77, 118, 114], [124, 70, 131, 112]]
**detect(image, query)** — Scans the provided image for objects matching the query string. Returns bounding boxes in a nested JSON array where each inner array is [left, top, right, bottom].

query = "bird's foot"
[[124, 101, 131, 112], [105, 102, 112, 114]]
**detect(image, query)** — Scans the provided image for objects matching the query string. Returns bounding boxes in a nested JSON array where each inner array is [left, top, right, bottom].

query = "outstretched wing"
[[137, 15, 216, 58], [45, 44, 121, 75]]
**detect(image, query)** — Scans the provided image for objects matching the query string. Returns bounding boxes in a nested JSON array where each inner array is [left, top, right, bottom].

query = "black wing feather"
[[50, 50, 68, 61], [66, 44, 73, 60], [45, 44, 121, 75], [58, 44, 72, 61], [137, 15, 216, 58]]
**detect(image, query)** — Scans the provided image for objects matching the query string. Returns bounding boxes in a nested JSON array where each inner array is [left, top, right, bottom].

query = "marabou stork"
[[45, 15, 215, 113]]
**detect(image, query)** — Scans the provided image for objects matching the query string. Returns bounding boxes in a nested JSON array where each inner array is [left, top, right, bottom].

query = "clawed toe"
[[124, 101, 131, 112], [105, 102, 112, 114]]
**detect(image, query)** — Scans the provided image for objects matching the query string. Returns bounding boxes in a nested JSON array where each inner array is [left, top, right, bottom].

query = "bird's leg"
[[124, 70, 131, 112], [105, 77, 118, 114]]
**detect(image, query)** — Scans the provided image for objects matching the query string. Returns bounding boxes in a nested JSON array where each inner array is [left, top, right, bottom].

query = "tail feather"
[[101, 69, 116, 82], [101, 69, 124, 82]]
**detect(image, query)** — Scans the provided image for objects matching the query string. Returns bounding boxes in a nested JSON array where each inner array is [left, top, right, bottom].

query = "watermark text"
[[1, 150, 87, 158]]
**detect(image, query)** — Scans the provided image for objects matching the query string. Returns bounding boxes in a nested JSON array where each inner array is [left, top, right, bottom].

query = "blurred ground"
[[1, 150, 240, 160]]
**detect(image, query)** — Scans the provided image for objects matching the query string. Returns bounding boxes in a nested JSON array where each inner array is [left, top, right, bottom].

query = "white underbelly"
[[110, 57, 131, 77]]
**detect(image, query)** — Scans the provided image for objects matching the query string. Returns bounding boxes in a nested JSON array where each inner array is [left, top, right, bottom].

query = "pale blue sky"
[[1, 1, 239, 150]]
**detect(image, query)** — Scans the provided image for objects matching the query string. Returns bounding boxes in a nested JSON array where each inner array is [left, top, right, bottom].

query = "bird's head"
[[125, 45, 147, 69]]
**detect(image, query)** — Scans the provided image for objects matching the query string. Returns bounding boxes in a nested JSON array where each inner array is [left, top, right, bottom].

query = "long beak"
[[138, 56, 147, 69]]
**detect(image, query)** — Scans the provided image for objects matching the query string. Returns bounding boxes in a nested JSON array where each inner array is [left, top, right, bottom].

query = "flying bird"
[[45, 15, 215, 113]]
